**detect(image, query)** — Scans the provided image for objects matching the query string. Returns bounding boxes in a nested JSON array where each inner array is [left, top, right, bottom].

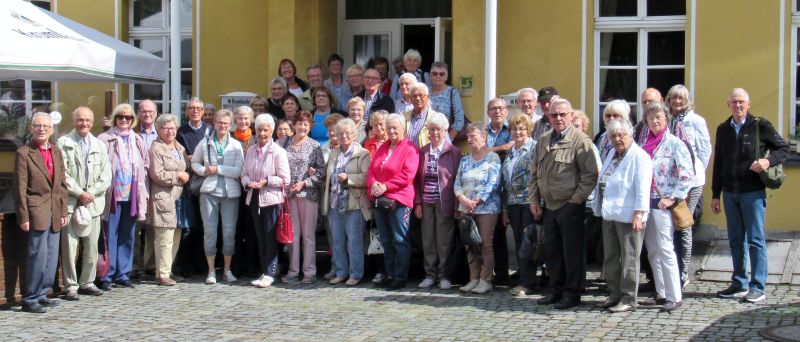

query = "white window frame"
[[593, 0, 687, 133], [128, 0, 192, 112]]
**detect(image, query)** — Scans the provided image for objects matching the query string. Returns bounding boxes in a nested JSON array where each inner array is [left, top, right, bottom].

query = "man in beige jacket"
[[528, 98, 598, 310], [57, 107, 112, 300]]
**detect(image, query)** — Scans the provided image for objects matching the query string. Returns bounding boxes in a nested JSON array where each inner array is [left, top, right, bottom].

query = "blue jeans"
[[23, 228, 60, 306], [101, 201, 137, 283], [723, 190, 767, 292], [373, 204, 411, 282], [328, 209, 365, 280]]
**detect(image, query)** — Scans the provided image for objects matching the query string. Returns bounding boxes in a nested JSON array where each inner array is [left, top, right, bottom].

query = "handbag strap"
[[448, 87, 456, 122], [754, 117, 760, 160]]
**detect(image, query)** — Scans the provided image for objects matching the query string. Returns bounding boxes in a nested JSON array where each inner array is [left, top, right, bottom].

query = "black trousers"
[[542, 202, 586, 298]]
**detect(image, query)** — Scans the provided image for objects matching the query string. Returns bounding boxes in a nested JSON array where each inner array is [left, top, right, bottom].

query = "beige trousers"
[[61, 214, 101, 291], [154, 227, 182, 279]]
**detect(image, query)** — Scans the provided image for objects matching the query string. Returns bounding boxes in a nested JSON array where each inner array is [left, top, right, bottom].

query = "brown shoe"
[[158, 277, 177, 286]]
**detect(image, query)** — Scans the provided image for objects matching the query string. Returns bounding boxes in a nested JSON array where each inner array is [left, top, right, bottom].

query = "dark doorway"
[[402, 24, 435, 72]]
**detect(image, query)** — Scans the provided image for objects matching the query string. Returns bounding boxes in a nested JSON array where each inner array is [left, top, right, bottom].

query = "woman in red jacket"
[[367, 113, 419, 290]]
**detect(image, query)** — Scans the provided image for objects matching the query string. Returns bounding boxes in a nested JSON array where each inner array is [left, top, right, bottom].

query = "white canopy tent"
[[0, 0, 167, 84]]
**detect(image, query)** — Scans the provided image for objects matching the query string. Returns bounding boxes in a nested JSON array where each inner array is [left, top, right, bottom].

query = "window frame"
[[593, 0, 686, 134], [128, 0, 192, 113]]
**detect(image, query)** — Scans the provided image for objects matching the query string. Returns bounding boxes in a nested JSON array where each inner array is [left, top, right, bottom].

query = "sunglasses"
[[116, 115, 134, 121], [431, 72, 447, 77]]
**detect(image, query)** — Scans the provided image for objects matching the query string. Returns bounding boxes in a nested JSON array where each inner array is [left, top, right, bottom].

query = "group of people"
[[12, 51, 789, 315]]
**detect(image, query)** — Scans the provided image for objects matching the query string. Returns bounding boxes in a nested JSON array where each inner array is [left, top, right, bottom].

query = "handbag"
[[96, 221, 110, 278], [457, 214, 483, 263], [276, 185, 294, 244], [655, 186, 694, 231], [447, 87, 470, 143], [374, 196, 397, 210], [518, 223, 542, 261], [754, 118, 786, 189], [366, 226, 384, 255]]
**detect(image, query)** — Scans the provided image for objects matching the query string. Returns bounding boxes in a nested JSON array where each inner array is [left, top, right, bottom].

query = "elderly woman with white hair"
[[367, 113, 419, 290], [596, 99, 632, 161], [413, 112, 461, 290], [394, 73, 417, 115], [665, 84, 711, 288], [322, 118, 372, 286], [390, 49, 432, 101], [240, 114, 290, 288], [592, 119, 652, 313]]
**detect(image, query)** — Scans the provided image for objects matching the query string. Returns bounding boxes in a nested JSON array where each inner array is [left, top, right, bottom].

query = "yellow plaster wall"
[[695, 0, 797, 230], [497, 1, 583, 108], [198, 1, 270, 107], [452, 0, 485, 123]]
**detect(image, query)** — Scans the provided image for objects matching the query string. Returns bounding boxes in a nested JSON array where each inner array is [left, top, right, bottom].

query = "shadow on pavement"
[[689, 301, 800, 341]]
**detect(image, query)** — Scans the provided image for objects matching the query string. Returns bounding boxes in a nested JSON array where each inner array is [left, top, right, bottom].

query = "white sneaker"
[[372, 273, 385, 284], [223, 271, 237, 283], [255, 275, 274, 288], [205, 272, 217, 285], [418, 277, 436, 288], [250, 275, 265, 286], [471, 280, 492, 294], [439, 279, 452, 290], [460, 279, 479, 292]]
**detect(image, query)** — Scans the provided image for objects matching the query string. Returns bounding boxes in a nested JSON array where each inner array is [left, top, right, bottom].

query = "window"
[[595, 0, 686, 129], [129, 0, 192, 114]]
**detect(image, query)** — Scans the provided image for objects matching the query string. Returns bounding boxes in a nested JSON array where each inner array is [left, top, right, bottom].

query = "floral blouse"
[[278, 136, 326, 202], [429, 85, 465, 132], [649, 132, 694, 201], [454, 151, 502, 214], [502, 138, 536, 206]]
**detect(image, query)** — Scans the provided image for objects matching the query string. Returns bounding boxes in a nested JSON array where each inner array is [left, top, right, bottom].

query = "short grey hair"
[[550, 98, 572, 111], [398, 72, 417, 84], [410, 82, 429, 95], [155, 113, 179, 129], [487, 97, 507, 108], [31, 112, 52, 125], [404, 49, 422, 63], [270, 77, 287, 88], [234, 105, 254, 121], [729, 87, 750, 101], [188, 97, 204, 108], [430, 61, 449, 71], [605, 118, 633, 137], [465, 122, 488, 140], [214, 109, 233, 123], [518, 88, 538, 101], [254, 113, 275, 131], [386, 113, 406, 130], [204, 103, 216, 112], [334, 118, 357, 135], [644, 102, 672, 122], [666, 84, 694, 112], [306, 64, 323, 73], [426, 111, 449, 131]]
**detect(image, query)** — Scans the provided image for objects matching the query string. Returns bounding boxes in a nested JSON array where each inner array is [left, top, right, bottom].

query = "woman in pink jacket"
[[240, 114, 291, 288], [367, 113, 419, 291]]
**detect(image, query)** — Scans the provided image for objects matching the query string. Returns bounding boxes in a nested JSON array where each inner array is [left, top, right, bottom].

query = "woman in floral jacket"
[[641, 102, 694, 313]]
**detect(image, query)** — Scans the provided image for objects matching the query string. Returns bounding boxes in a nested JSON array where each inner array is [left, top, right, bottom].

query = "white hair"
[[605, 119, 633, 136], [410, 82, 429, 95], [426, 111, 449, 130], [254, 113, 275, 131], [518, 88, 538, 101], [386, 113, 406, 130], [398, 72, 417, 84]]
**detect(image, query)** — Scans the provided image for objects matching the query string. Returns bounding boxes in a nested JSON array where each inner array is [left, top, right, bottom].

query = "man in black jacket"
[[356, 67, 395, 123], [711, 88, 788, 303]]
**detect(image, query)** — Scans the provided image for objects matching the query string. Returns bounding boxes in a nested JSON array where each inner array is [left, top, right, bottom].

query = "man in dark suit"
[[13, 112, 69, 313]]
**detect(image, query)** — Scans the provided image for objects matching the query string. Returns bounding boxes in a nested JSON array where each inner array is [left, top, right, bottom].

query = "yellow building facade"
[[3, 0, 799, 230]]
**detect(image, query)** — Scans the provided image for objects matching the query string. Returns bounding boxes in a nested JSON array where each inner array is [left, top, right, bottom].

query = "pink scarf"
[[643, 128, 667, 158]]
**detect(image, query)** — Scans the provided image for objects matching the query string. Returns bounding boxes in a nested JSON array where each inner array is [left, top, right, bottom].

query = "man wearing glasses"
[[356, 67, 395, 122], [175, 97, 209, 277], [268, 78, 288, 119], [14, 113, 69, 313], [403, 82, 441, 148], [298, 64, 326, 112], [528, 98, 598, 310], [132, 99, 159, 279]]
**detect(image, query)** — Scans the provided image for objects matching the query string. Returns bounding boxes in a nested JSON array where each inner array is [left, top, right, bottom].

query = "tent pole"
[[170, 0, 181, 123]]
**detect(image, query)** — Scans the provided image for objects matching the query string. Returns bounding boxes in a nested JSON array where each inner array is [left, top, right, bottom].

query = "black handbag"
[[374, 196, 397, 210], [457, 215, 483, 263], [754, 118, 786, 189], [518, 223, 542, 261]]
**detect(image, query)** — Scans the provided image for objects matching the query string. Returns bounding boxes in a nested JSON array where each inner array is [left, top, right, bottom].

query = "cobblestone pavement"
[[1, 271, 798, 341]]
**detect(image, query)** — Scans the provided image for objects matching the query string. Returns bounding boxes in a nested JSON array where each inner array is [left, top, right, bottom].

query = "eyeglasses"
[[32, 124, 52, 129], [550, 112, 572, 118], [364, 76, 381, 81], [410, 94, 428, 99], [116, 115, 134, 121], [430, 72, 447, 77], [186, 106, 203, 111], [270, 87, 285, 92], [488, 106, 506, 112]]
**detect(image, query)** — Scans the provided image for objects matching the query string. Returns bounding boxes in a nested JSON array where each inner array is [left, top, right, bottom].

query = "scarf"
[[643, 128, 666, 158], [234, 128, 252, 145], [110, 127, 138, 217]]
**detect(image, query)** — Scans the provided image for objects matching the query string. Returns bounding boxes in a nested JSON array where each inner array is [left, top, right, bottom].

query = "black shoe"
[[661, 301, 683, 312], [385, 280, 406, 291], [554, 297, 581, 310], [114, 280, 135, 288], [63, 292, 79, 301], [38, 298, 60, 308], [655, 297, 667, 306], [717, 285, 748, 299], [537, 293, 562, 305], [97, 281, 112, 291], [78, 287, 104, 296], [21, 302, 47, 314], [375, 278, 392, 288], [595, 299, 618, 309]]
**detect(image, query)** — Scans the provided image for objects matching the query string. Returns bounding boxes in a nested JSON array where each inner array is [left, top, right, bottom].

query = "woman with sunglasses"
[[428, 61, 465, 141], [96, 103, 149, 290]]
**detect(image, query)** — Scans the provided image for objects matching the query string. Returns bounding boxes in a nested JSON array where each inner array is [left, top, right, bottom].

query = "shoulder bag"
[[276, 184, 294, 244], [655, 185, 693, 231], [754, 118, 786, 189], [448, 87, 470, 143]]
